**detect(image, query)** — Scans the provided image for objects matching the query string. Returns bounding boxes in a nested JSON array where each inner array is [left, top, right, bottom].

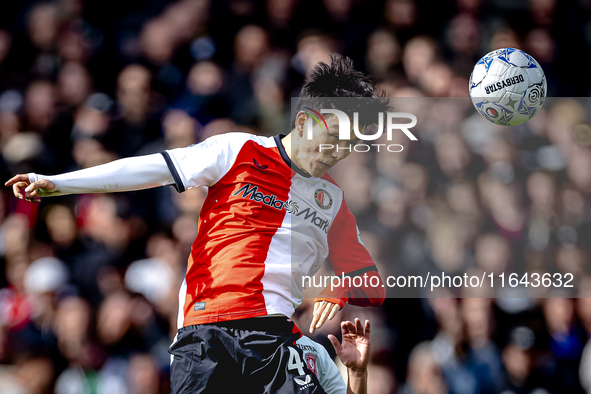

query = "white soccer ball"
[[469, 48, 547, 126]]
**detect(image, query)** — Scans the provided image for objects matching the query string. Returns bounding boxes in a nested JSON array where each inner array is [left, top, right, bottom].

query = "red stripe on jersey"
[[182, 141, 291, 325], [322, 173, 375, 275], [321, 173, 385, 307]]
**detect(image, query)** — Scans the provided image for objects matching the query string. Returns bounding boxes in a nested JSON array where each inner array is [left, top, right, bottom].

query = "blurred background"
[[0, 0, 590, 393]]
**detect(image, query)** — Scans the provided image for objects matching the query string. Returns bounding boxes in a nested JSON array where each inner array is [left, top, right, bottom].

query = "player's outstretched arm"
[[328, 318, 370, 394], [5, 154, 175, 202], [6, 174, 56, 203]]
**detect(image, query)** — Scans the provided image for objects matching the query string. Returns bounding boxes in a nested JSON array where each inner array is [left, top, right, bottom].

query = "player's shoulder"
[[319, 173, 345, 207], [201, 132, 276, 149], [296, 335, 329, 358], [320, 172, 339, 187], [295, 335, 337, 378], [296, 335, 319, 350], [321, 172, 339, 187]]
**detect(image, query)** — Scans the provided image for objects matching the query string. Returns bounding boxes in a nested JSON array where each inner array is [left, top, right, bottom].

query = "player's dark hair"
[[293, 53, 392, 128]]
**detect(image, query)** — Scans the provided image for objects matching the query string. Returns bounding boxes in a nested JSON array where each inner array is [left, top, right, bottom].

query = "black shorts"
[[169, 316, 328, 394]]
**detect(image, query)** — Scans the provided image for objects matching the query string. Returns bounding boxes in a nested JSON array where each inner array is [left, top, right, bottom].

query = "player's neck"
[[281, 132, 294, 161], [281, 131, 315, 177]]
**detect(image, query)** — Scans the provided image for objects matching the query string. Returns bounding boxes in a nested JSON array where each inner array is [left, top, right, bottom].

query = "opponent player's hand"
[[309, 300, 341, 333], [5, 174, 56, 203], [328, 318, 370, 372]]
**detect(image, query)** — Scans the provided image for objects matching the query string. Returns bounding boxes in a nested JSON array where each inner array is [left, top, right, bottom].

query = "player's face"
[[294, 113, 359, 177]]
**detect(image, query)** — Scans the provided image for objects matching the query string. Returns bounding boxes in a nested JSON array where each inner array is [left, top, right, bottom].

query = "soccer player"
[[6, 54, 387, 393], [297, 318, 372, 394]]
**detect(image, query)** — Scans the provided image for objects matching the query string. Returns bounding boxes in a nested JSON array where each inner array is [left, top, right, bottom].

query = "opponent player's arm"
[[328, 319, 370, 394], [5, 153, 175, 202], [346, 365, 367, 394]]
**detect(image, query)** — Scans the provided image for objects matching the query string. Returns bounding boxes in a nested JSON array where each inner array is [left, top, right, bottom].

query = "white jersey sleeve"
[[162, 132, 260, 192], [28, 153, 175, 197], [296, 336, 346, 394]]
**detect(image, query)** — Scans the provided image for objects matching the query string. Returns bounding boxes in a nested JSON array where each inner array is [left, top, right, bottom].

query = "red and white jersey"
[[162, 133, 383, 327]]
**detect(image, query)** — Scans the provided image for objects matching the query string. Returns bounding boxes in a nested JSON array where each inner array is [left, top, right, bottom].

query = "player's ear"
[[296, 112, 308, 137]]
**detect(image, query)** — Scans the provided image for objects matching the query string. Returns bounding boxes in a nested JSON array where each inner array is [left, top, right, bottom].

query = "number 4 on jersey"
[[288, 347, 306, 376]]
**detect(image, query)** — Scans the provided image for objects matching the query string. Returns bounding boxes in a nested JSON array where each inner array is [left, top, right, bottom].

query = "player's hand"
[[5, 174, 56, 203], [309, 300, 341, 333], [328, 318, 370, 372]]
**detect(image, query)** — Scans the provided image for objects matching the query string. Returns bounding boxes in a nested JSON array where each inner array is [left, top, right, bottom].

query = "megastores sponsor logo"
[[233, 183, 330, 233]]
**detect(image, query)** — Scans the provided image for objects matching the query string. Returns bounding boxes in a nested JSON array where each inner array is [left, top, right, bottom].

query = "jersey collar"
[[274, 134, 311, 178]]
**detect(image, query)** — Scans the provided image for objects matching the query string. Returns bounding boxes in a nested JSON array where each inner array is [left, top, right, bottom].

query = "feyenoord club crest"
[[314, 189, 332, 210]]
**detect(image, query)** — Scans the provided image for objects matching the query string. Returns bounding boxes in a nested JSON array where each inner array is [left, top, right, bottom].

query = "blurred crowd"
[[0, 0, 590, 393], [295, 95, 591, 394]]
